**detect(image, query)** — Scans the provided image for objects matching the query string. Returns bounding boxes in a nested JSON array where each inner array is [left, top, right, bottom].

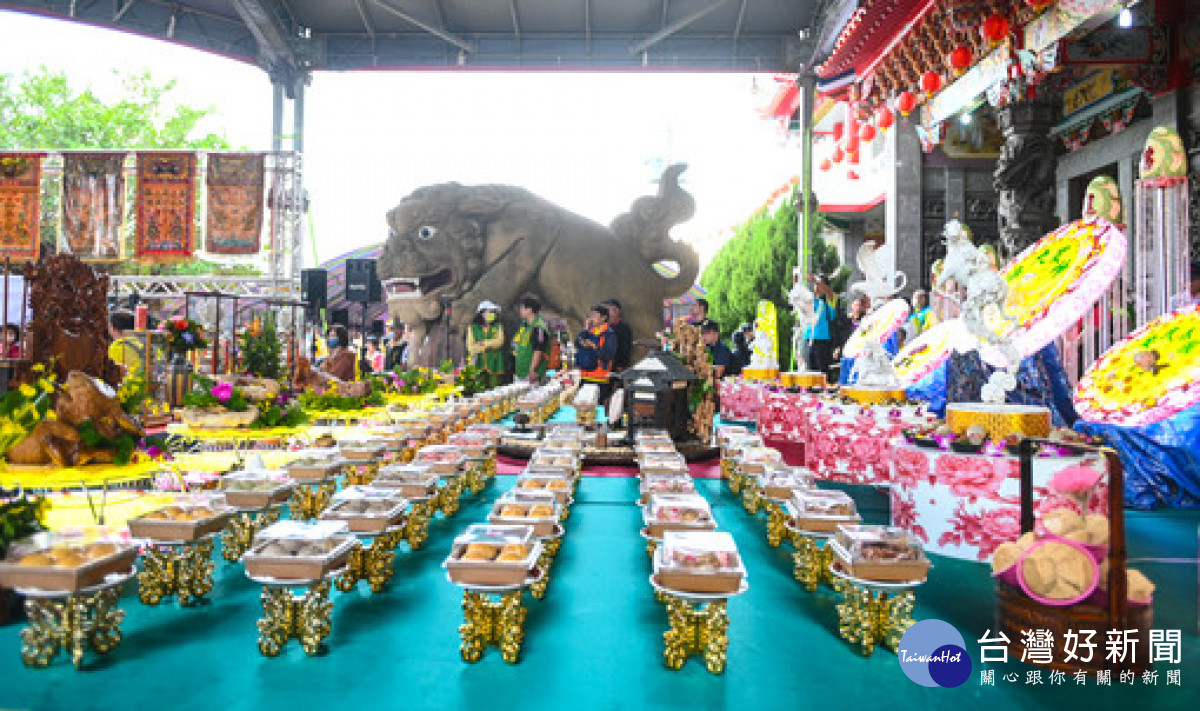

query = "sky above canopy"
[[0, 10, 801, 270]]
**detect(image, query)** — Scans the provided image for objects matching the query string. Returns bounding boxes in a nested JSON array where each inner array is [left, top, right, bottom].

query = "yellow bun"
[[53, 551, 85, 568], [1041, 509, 1083, 537], [142, 511, 170, 521], [84, 543, 118, 561], [497, 550, 526, 562], [460, 550, 494, 561], [1083, 514, 1109, 545], [1127, 569, 1155, 601], [528, 505, 554, 518], [519, 479, 545, 489], [1021, 555, 1058, 596], [547, 480, 569, 491], [463, 543, 497, 559], [18, 551, 55, 566], [991, 542, 1022, 573], [1064, 530, 1091, 543], [500, 505, 527, 518], [1015, 532, 1039, 551]]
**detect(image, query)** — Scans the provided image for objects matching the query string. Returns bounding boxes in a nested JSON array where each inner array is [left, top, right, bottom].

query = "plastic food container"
[[319, 486, 410, 533], [654, 530, 745, 593], [829, 524, 930, 582], [443, 524, 542, 586], [643, 493, 716, 538], [788, 490, 861, 533], [243, 520, 359, 581]]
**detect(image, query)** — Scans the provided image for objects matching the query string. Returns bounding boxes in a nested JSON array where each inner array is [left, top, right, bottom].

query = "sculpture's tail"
[[610, 163, 699, 299]]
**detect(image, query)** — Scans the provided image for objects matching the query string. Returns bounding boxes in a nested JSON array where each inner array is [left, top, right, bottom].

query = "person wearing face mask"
[[467, 301, 507, 388], [320, 325, 356, 381]]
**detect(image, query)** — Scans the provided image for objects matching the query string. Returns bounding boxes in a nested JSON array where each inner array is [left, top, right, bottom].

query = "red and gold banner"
[[135, 152, 196, 261], [206, 152, 265, 255], [0, 152, 44, 262], [62, 152, 126, 262]]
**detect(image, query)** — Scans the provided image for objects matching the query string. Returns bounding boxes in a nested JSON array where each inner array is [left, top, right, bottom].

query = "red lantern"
[[859, 123, 877, 143], [981, 13, 1010, 46], [831, 122, 845, 141], [831, 146, 845, 164], [876, 106, 895, 132], [896, 91, 917, 116], [818, 158, 832, 172], [920, 70, 943, 97], [948, 44, 973, 75], [843, 135, 861, 155]]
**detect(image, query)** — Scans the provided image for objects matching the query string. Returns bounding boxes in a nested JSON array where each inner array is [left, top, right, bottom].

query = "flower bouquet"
[[0, 366, 58, 454], [160, 316, 209, 355]]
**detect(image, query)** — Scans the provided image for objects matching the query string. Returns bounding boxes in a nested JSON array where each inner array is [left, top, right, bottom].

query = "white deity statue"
[[850, 340, 900, 387], [935, 219, 1020, 403], [849, 241, 907, 302], [788, 266, 816, 370], [749, 325, 778, 369]]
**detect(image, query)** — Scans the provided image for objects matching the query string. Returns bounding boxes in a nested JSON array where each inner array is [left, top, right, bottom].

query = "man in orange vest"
[[575, 303, 618, 409]]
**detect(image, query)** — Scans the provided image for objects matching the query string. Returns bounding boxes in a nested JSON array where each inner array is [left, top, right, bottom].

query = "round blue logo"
[[897, 619, 972, 688]]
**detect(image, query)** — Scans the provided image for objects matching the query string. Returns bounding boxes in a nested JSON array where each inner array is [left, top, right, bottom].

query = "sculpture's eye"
[[417, 225, 437, 241]]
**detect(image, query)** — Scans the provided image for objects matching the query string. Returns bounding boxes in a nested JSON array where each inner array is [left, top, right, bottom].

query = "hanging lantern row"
[[947, 44, 973, 75], [981, 13, 1010, 46]]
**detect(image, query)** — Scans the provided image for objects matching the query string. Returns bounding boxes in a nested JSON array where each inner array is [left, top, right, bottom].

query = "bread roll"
[[18, 551, 54, 566], [85, 543, 118, 561], [1083, 514, 1109, 545], [500, 505, 527, 518], [1041, 509, 1083, 537], [528, 504, 554, 518], [1020, 554, 1058, 597], [991, 542, 1022, 573], [463, 543, 498, 560], [1015, 532, 1039, 551]]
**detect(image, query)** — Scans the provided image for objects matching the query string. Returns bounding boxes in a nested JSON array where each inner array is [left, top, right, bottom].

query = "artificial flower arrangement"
[[160, 316, 209, 354], [387, 365, 441, 395], [180, 374, 306, 429], [297, 384, 385, 412]]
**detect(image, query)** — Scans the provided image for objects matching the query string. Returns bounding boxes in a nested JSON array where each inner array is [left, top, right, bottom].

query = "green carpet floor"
[[1, 476, 1196, 711]]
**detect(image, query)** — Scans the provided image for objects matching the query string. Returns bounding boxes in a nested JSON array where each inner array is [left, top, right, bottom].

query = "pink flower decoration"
[[1050, 464, 1102, 498], [212, 383, 233, 403]]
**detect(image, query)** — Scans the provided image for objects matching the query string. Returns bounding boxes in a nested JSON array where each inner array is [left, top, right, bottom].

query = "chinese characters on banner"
[[977, 628, 1182, 686]]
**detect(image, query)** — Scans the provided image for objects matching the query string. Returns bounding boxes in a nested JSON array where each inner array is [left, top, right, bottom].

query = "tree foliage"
[[0, 68, 230, 150], [700, 189, 849, 369], [0, 68, 250, 275]]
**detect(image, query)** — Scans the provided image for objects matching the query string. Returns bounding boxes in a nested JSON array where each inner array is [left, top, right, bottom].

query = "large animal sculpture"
[[377, 165, 699, 365]]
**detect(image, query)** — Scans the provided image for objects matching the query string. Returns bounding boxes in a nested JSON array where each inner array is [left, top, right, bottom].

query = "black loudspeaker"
[[330, 308, 349, 329], [301, 268, 328, 310], [345, 259, 381, 304]]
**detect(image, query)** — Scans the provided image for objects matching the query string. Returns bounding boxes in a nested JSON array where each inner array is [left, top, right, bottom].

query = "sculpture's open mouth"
[[383, 268, 454, 300]]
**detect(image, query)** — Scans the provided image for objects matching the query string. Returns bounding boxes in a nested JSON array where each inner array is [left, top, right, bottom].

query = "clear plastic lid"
[[662, 531, 741, 571], [377, 462, 435, 480], [338, 438, 388, 453], [447, 431, 492, 448], [414, 445, 468, 464], [515, 473, 573, 493], [724, 434, 765, 453], [715, 425, 752, 444], [223, 470, 292, 491], [792, 489, 857, 517], [639, 451, 688, 472], [548, 425, 586, 439], [529, 449, 579, 469], [258, 520, 349, 541], [640, 474, 697, 495], [835, 524, 924, 562], [453, 524, 534, 547], [737, 447, 785, 466], [332, 485, 405, 502], [635, 428, 673, 443], [648, 493, 713, 523], [761, 465, 814, 489], [492, 496, 559, 520], [285, 449, 342, 467], [635, 440, 677, 453]]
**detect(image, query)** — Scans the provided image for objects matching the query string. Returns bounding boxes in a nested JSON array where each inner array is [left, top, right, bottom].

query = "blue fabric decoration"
[[945, 344, 1076, 426], [1077, 403, 1200, 510], [906, 360, 948, 417]]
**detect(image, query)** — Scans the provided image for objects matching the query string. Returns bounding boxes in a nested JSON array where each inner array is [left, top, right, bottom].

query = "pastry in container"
[[514, 472, 574, 503], [529, 448, 580, 473], [486, 493, 561, 537], [830, 524, 930, 582], [127, 503, 236, 542], [760, 465, 814, 499], [465, 424, 505, 446], [736, 446, 786, 475], [243, 520, 359, 582], [635, 428, 673, 444], [373, 463, 440, 497], [788, 490, 861, 533], [447, 431, 494, 459], [444, 524, 542, 586], [722, 433, 765, 461], [221, 470, 296, 508], [286, 450, 344, 480], [339, 438, 389, 461], [319, 486, 410, 534], [634, 439, 678, 454], [0, 539, 139, 593], [639, 473, 697, 502], [413, 444, 468, 475], [714, 424, 752, 447], [638, 451, 688, 476], [654, 531, 746, 594], [643, 493, 716, 538]]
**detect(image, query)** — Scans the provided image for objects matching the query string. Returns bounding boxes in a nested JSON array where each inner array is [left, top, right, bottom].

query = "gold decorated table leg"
[[221, 506, 283, 562], [764, 501, 788, 547], [137, 538, 216, 606], [720, 457, 731, 480], [404, 499, 432, 550], [464, 460, 487, 494], [436, 474, 465, 517], [833, 580, 916, 656], [882, 591, 916, 651], [459, 590, 527, 664], [791, 535, 834, 592], [344, 462, 380, 486], [19, 582, 127, 669], [727, 466, 743, 494], [645, 538, 659, 560], [336, 530, 402, 593], [662, 596, 729, 674], [741, 479, 762, 514], [529, 537, 562, 600], [257, 580, 334, 657], [291, 479, 339, 520]]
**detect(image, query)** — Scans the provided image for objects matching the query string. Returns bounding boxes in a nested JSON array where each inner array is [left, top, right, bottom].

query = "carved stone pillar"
[[993, 98, 1059, 257]]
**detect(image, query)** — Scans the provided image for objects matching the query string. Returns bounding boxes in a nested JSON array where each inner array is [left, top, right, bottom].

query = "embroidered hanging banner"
[[62, 152, 126, 262], [135, 152, 196, 261], [0, 152, 44, 262], [206, 152, 265, 255]]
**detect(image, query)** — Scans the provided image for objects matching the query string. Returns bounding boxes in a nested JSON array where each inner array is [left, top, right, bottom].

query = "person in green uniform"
[[466, 300, 506, 388], [512, 295, 551, 383]]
